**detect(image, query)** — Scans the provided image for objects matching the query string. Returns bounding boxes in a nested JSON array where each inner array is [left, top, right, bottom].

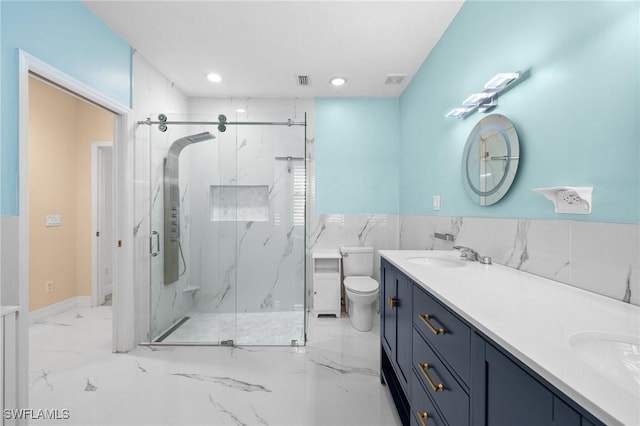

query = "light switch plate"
[[432, 195, 441, 211], [46, 215, 62, 227]]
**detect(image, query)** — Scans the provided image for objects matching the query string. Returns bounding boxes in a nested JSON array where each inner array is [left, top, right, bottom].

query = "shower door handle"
[[150, 231, 160, 257]]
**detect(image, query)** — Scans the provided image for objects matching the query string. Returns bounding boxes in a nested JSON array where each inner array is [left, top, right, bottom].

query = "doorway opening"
[[27, 75, 115, 320], [16, 50, 134, 411]]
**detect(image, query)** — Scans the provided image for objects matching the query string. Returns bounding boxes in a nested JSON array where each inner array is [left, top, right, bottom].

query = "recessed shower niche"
[[209, 185, 270, 222]]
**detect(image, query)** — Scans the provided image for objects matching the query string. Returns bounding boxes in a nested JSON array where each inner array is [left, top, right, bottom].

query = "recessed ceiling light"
[[236, 108, 246, 113], [206, 73, 222, 83], [329, 77, 347, 87]]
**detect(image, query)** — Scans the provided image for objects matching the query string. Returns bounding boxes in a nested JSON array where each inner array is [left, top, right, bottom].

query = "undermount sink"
[[569, 332, 640, 395], [406, 252, 467, 268]]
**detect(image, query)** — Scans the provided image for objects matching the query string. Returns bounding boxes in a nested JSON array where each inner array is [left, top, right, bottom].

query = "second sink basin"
[[569, 332, 640, 395], [406, 252, 467, 268]]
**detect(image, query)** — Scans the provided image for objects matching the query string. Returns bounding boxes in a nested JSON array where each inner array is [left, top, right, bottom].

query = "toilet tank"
[[340, 246, 374, 276]]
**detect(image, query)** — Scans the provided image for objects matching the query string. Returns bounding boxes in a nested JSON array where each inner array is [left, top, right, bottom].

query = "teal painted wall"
[[315, 98, 400, 214], [400, 1, 640, 223], [1, 0, 132, 215]]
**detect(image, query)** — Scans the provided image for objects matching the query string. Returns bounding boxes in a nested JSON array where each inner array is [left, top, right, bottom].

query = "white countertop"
[[379, 250, 640, 426]]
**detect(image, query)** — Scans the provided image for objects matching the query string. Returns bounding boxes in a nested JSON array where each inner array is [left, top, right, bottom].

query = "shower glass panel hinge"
[[220, 339, 234, 346]]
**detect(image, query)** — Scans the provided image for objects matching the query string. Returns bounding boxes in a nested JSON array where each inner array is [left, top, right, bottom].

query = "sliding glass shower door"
[[144, 111, 306, 346], [232, 113, 306, 345]]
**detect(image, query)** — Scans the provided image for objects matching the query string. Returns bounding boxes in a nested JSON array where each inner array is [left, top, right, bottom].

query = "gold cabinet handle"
[[387, 296, 397, 309], [418, 313, 445, 335], [418, 362, 444, 392], [416, 411, 429, 426]]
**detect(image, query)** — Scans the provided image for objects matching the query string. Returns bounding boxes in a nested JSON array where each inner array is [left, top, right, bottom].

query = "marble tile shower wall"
[[398, 215, 639, 306], [148, 125, 201, 339], [132, 54, 190, 341]]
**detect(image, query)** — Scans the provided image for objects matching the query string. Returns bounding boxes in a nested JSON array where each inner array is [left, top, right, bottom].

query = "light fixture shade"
[[446, 70, 526, 120], [462, 90, 496, 106], [445, 106, 475, 119], [484, 72, 520, 90]]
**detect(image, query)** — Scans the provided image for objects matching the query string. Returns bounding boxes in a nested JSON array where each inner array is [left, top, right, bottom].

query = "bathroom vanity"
[[379, 250, 639, 426]]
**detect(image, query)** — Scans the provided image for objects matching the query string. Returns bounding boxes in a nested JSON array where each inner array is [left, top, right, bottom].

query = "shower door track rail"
[[138, 118, 306, 126]]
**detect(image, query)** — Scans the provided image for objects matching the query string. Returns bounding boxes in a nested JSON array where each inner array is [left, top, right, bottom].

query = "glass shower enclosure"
[[143, 111, 306, 346]]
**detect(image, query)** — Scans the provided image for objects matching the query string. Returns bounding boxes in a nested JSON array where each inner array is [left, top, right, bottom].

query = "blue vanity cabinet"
[[381, 259, 412, 391], [410, 371, 447, 426], [471, 333, 605, 426], [380, 258, 412, 426], [396, 272, 413, 388], [413, 285, 471, 386], [381, 258, 397, 359], [411, 284, 471, 425], [380, 259, 608, 426]]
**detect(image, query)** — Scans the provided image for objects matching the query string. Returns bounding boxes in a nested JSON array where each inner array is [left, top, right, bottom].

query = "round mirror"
[[461, 114, 520, 206]]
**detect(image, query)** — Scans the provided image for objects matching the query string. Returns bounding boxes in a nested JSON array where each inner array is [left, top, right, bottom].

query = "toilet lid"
[[344, 276, 379, 293]]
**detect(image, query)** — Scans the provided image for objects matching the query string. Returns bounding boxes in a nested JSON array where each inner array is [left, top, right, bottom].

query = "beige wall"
[[28, 76, 113, 311]]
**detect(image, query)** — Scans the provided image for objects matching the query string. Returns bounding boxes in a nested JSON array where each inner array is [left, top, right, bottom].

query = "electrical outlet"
[[558, 190, 582, 205], [45, 280, 54, 293]]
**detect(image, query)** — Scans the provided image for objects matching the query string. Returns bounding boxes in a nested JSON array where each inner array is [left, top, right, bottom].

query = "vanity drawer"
[[413, 328, 469, 426], [411, 372, 446, 426], [413, 284, 470, 384]]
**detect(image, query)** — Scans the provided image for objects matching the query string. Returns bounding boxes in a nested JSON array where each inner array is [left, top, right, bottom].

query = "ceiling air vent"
[[297, 75, 311, 86], [385, 74, 407, 85]]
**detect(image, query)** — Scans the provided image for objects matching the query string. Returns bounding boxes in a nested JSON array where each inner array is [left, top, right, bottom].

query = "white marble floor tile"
[[29, 305, 400, 426]]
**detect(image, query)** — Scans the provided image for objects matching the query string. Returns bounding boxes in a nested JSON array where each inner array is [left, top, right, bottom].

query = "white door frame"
[[17, 50, 135, 410], [91, 142, 113, 307]]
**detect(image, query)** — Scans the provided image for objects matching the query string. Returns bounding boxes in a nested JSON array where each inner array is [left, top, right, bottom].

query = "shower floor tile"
[[159, 311, 305, 345]]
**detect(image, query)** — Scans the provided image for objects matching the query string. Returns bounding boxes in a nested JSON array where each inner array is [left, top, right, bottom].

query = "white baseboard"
[[29, 296, 92, 324]]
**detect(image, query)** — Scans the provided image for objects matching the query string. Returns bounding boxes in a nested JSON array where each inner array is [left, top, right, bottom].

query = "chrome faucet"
[[453, 246, 492, 264], [453, 246, 479, 261]]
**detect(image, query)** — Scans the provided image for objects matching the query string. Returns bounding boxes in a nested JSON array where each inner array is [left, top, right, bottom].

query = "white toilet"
[[340, 246, 380, 332]]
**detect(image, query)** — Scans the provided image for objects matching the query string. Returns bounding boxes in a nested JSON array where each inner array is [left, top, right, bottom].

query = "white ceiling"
[[83, 1, 463, 98]]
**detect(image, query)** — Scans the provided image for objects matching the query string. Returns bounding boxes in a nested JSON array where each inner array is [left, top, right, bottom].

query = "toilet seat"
[[344, 276, 379, 294]]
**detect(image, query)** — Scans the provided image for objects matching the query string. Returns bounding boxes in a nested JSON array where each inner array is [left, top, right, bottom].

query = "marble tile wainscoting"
[[399, 215, 640, 306]]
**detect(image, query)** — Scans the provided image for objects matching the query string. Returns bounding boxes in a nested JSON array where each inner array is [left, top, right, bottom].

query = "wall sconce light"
[[446, 71, 526, 119]]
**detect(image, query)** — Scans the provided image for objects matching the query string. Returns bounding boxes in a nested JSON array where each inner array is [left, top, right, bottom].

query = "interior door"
[[97, 145, 113, 304]]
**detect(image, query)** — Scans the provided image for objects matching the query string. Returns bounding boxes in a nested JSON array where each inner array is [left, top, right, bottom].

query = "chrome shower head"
[[167, 132, 215, 159], [187, 132, 216, 144]]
